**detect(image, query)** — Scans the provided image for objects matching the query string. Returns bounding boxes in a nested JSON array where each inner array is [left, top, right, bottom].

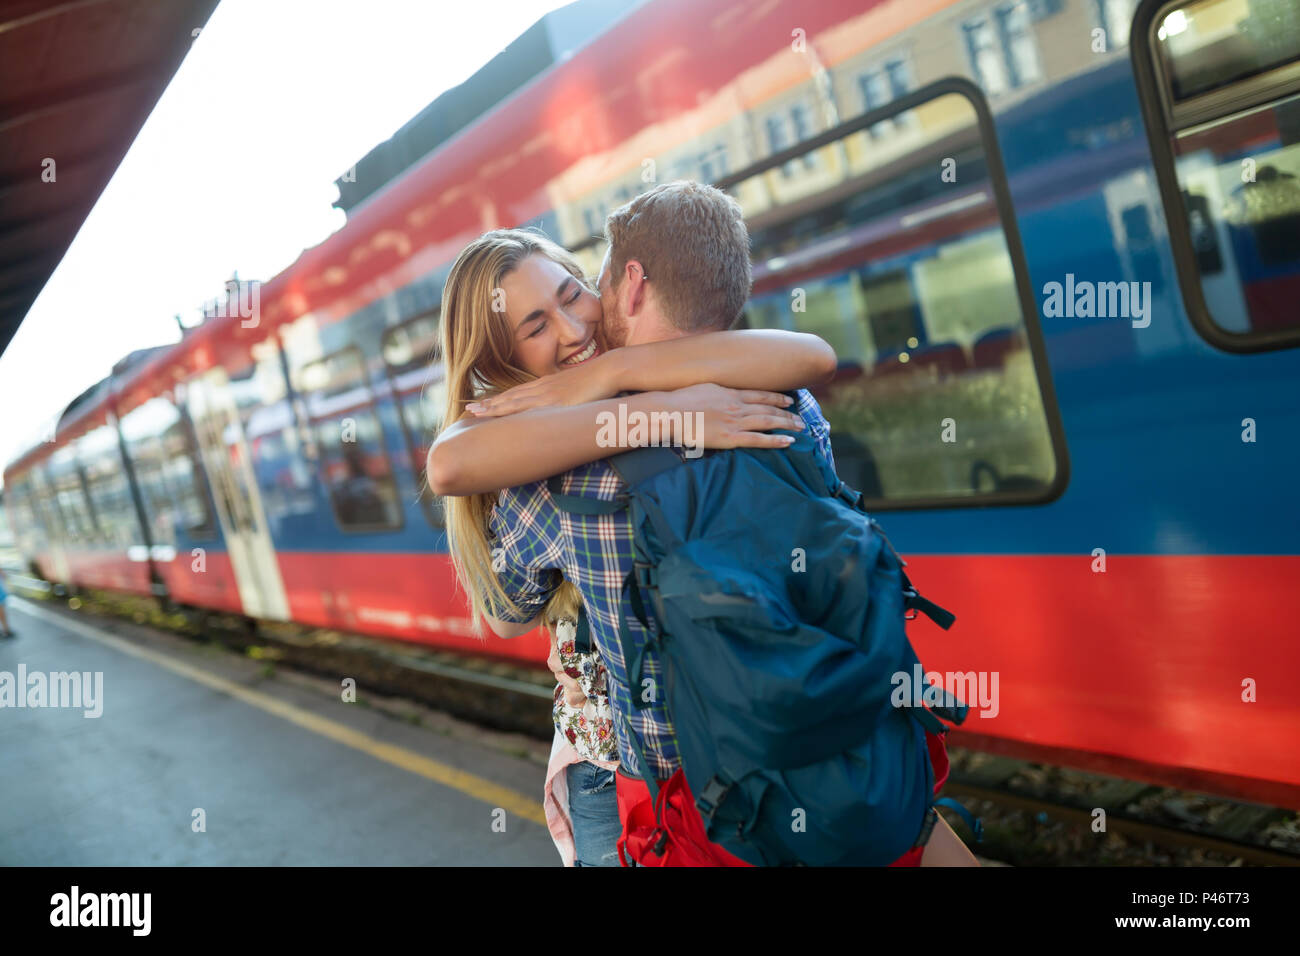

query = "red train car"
[[6, 0, 1300, 807]]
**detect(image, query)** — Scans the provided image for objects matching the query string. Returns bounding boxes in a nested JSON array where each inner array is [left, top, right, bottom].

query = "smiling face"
[[501, 253, 605, 377]]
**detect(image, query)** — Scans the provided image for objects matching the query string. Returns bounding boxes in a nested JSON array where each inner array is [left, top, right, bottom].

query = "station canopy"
[[0, 0, 220, 359]]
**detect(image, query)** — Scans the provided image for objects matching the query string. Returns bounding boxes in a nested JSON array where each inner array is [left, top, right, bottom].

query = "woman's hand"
[[467, 352, 622, 418], [667, 383, 806, 452]]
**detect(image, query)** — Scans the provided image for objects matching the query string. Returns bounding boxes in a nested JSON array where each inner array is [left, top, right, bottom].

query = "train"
[[5, 0, 1299, 808]]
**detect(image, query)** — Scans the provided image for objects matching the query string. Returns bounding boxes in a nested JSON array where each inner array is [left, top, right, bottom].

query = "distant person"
[[337, 442, 390, 527], [0, 567, 13, 638]]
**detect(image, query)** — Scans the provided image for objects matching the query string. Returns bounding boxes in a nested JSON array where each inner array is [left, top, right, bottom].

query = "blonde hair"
[[438, 228, 585, 636], [605, 180, 752, 331]]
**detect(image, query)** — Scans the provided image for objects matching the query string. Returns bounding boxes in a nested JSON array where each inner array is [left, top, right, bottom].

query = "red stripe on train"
[[276, 551, 551, 665], [904, 554, 1300, 808]]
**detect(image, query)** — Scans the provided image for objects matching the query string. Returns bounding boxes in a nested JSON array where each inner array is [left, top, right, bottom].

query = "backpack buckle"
[[633, 561, 656, 588], [651, 829, 669, 856], [695, 776, 733, 825], [902, 587, 919, 621], [834, 482, 863, 511]]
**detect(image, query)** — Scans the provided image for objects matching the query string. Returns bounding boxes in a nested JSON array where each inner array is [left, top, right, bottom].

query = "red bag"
[[616, 768, 751, 867], [616, 730, 951, 867]]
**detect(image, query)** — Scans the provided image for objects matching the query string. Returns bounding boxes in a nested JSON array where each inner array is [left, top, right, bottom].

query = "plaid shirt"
[[489, 389, 836, 780]]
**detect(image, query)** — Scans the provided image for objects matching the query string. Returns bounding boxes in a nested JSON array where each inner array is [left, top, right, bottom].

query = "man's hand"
[[467, 352, 621, 418], [548, 634, 587, 708], [668, 383, 806, 450]]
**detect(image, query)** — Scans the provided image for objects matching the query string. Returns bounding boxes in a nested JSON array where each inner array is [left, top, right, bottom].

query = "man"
[[485, 181, 972, 865]]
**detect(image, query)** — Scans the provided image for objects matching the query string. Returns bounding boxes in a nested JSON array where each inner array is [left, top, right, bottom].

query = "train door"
[[185, 369, 290, 621], [27, 464, 71, 584]]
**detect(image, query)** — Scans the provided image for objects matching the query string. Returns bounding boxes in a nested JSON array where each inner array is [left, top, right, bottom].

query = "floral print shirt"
[[551, 618, 618, 763]]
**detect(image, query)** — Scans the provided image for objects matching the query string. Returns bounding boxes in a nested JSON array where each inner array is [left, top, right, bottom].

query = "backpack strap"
[[545, 445, 680, 514], [617, 567, 656, 710], [546, 475, 627, 515], [606, 445, 685, 487], [934, 797, 985, 843], [618, 711, 661, 804], [928, 688, 969, 725], [573, 607, 593, 654], [618, 710, 683, 857], [869, 517, 958, 632], [900, 571, 957, 630], [908, 705, 948, 736], [904, 690, 968, 735]]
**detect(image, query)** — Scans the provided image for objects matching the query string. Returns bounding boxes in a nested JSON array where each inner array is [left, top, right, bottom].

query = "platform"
[[0, 597, 558, 866]]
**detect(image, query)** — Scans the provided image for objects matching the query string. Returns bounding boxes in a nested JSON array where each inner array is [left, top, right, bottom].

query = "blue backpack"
[[551, 418, 977, 866]]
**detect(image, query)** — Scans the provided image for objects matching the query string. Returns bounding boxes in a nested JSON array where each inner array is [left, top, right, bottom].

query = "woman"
[[429, 228, 836, 866]]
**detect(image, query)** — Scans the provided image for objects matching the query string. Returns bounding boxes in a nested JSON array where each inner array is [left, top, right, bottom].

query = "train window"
[[724, 80, 1065, 508], [25, 465, 65, 544], [120, 397, 217, 545], [300, 347, 404, 532], [1135, 0, 1300, 350], [237, 346, 316, 536], [381, 313, 446, 529], [123, 428, 175, 548], [161, 412, 217, 539], [78, 425, 140, 549], [48, 444, 98, 545]]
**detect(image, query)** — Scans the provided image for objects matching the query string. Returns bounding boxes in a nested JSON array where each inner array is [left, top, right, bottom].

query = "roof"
[[0, 0, 221, 358], [333, 0, 641, 218]]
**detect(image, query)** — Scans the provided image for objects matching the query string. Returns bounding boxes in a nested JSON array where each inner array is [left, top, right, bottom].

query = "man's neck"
[[629, 311, 692, 346]]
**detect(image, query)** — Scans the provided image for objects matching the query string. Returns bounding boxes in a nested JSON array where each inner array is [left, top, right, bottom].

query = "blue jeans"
[[567, 762, 621, 866]]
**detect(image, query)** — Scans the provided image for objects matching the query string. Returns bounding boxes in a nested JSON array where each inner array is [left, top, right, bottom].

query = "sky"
[[0, 0, 577, 483]]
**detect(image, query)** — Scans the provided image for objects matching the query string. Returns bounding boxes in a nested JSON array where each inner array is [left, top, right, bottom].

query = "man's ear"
[[622, 258, 649, 316]]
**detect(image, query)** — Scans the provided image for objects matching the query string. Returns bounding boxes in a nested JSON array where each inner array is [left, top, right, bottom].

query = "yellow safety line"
[[10, 598, 547, 827]]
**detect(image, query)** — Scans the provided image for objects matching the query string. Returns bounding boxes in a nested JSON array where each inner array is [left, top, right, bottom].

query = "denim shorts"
[[566, 762, 621, 867]]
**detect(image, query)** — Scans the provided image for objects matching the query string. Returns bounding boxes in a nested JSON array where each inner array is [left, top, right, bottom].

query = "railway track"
[[942, 778, 1300, 867]]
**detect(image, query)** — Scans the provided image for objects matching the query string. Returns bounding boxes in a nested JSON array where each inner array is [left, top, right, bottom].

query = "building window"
[[698, 144, 728, 182], [964, 3, 1042, 94], [964, 17, 1009, 94], [790, 103, 818, 168], [859, 58, 914, 135], [766, 114, 796, 177], [1093, 0, 1137, 50], [998, 2, 1042, 85]]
